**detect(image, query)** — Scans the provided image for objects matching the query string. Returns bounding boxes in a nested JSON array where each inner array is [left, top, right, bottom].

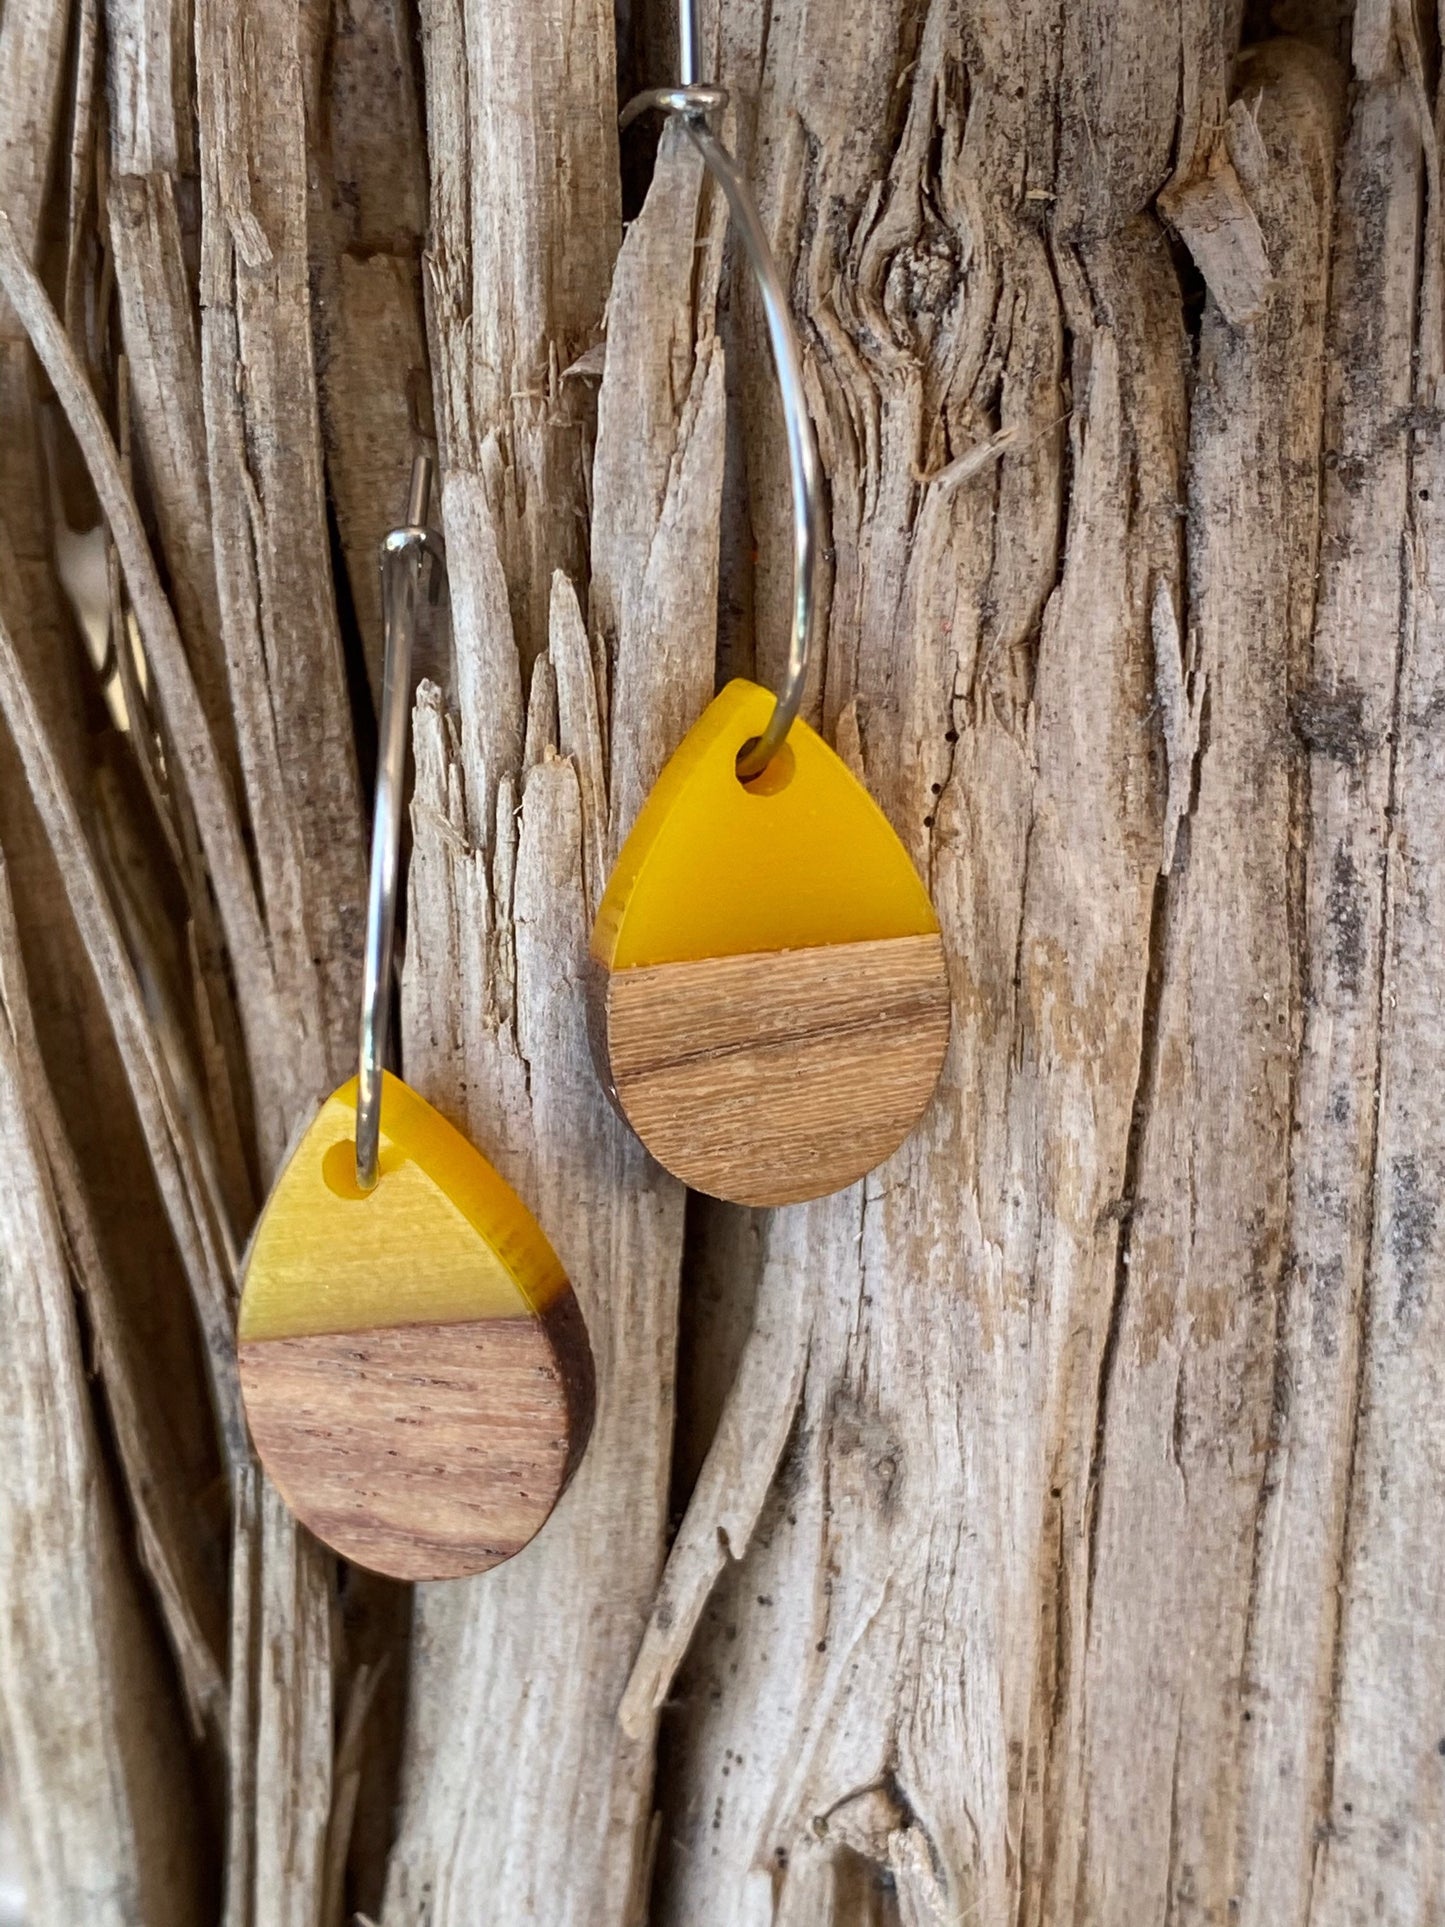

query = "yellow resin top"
[[591, 679, 938, 971], [238, 1073, 567, 1342]]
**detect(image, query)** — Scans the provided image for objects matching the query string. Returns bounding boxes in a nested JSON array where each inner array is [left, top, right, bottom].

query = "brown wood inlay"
[[593, 932, 951, 1206], [240, 1304, 594, 1581]]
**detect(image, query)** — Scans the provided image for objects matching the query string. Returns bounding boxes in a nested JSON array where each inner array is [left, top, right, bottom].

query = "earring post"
[[355, 453, 436, 1191], [621, 21, 822, 779], [678, 0, 700, 86]]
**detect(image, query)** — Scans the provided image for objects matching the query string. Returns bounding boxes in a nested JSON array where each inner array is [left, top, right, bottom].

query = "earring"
[[588, 40, 951, 1209], [237, 457, 595, 1581]]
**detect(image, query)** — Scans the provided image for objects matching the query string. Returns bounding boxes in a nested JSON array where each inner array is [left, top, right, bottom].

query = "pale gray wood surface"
[[0, 0, 1440, 1923]]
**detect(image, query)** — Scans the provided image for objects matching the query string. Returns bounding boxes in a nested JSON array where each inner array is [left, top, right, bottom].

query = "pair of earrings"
[[237, 50, 951, 1582]]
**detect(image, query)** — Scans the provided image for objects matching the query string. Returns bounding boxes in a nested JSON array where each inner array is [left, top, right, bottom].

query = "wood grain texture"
[[10, 2, 1445, 1924], [419, 0, 620, 667], [652, 3, 1190, 1921], [1241, 29, 1435, 1924], [383, 130, 721, 1923], [235, 1068, 593, 1585], [1077, 45, 1342, 1919], [195, 0, 367, 1155], [186, 0, 376, 1913], [0, 9, 219, 1917], [0, 855, 205, 1927], [305, 0, 432, 703], [240, 1298, 594, 1581], [595, 934, 951, 1206]]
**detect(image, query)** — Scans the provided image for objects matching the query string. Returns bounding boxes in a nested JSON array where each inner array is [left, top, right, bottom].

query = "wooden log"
[[0, 856, 204, 1927], [382, 122, 718, 1921], [194, 0, 367, 1145], [188, 0, 374, 1911], [651, 1, 1216, 1919], [305, 0, 432, 701], [0, 7, 219, 1919], [1075, 41, 1341, 1919], [1240, 12, 1437, 1921], [1, 1, 1445, 1923], [104, 0, 236, 789]]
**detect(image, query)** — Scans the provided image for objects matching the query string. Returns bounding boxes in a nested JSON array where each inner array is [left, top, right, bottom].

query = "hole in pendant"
[[735, 737, 796, 796], [323, 1138, 390, 1200]]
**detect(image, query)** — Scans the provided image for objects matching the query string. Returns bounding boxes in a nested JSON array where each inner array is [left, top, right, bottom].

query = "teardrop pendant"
[[588, 679, 950, 1205], [238, 457, 593, 1579], [238, 1074, 593, 1579], [602, 68, 950, 1205]]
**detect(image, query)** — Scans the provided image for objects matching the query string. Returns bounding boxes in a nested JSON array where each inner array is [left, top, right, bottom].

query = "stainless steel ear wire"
[[621, 0, 823, 780], [357, 14, 820, 1185], [355, 455, 446, 1191]]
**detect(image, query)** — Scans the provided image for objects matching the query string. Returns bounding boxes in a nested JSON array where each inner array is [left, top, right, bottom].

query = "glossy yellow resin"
[[591, 679, 938, 971], [238, 1072, 566, 1342]]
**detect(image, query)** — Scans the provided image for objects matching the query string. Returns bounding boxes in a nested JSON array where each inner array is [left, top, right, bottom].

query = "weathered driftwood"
[[382, 75, 717, 1919], [1, 0, 1444, 1923], [0, 1, 220, 1916], [305, 0, 432, 700], [0, 845, 205, 1927]]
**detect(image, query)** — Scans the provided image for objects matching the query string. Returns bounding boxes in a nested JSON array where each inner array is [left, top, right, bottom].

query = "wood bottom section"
[[593, 933, 951, 1206], [240, 1301, 594, 1581]]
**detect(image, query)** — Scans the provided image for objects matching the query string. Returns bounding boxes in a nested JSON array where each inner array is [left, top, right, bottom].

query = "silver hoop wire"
[[355, 454, 444, 1191], [622, 8, 823, 779]]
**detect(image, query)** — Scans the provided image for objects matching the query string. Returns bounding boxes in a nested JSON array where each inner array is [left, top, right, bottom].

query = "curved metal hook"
[[355, 454, 445, 1191], [622, 19, 823, 779], [618, 82, 727, 131]]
